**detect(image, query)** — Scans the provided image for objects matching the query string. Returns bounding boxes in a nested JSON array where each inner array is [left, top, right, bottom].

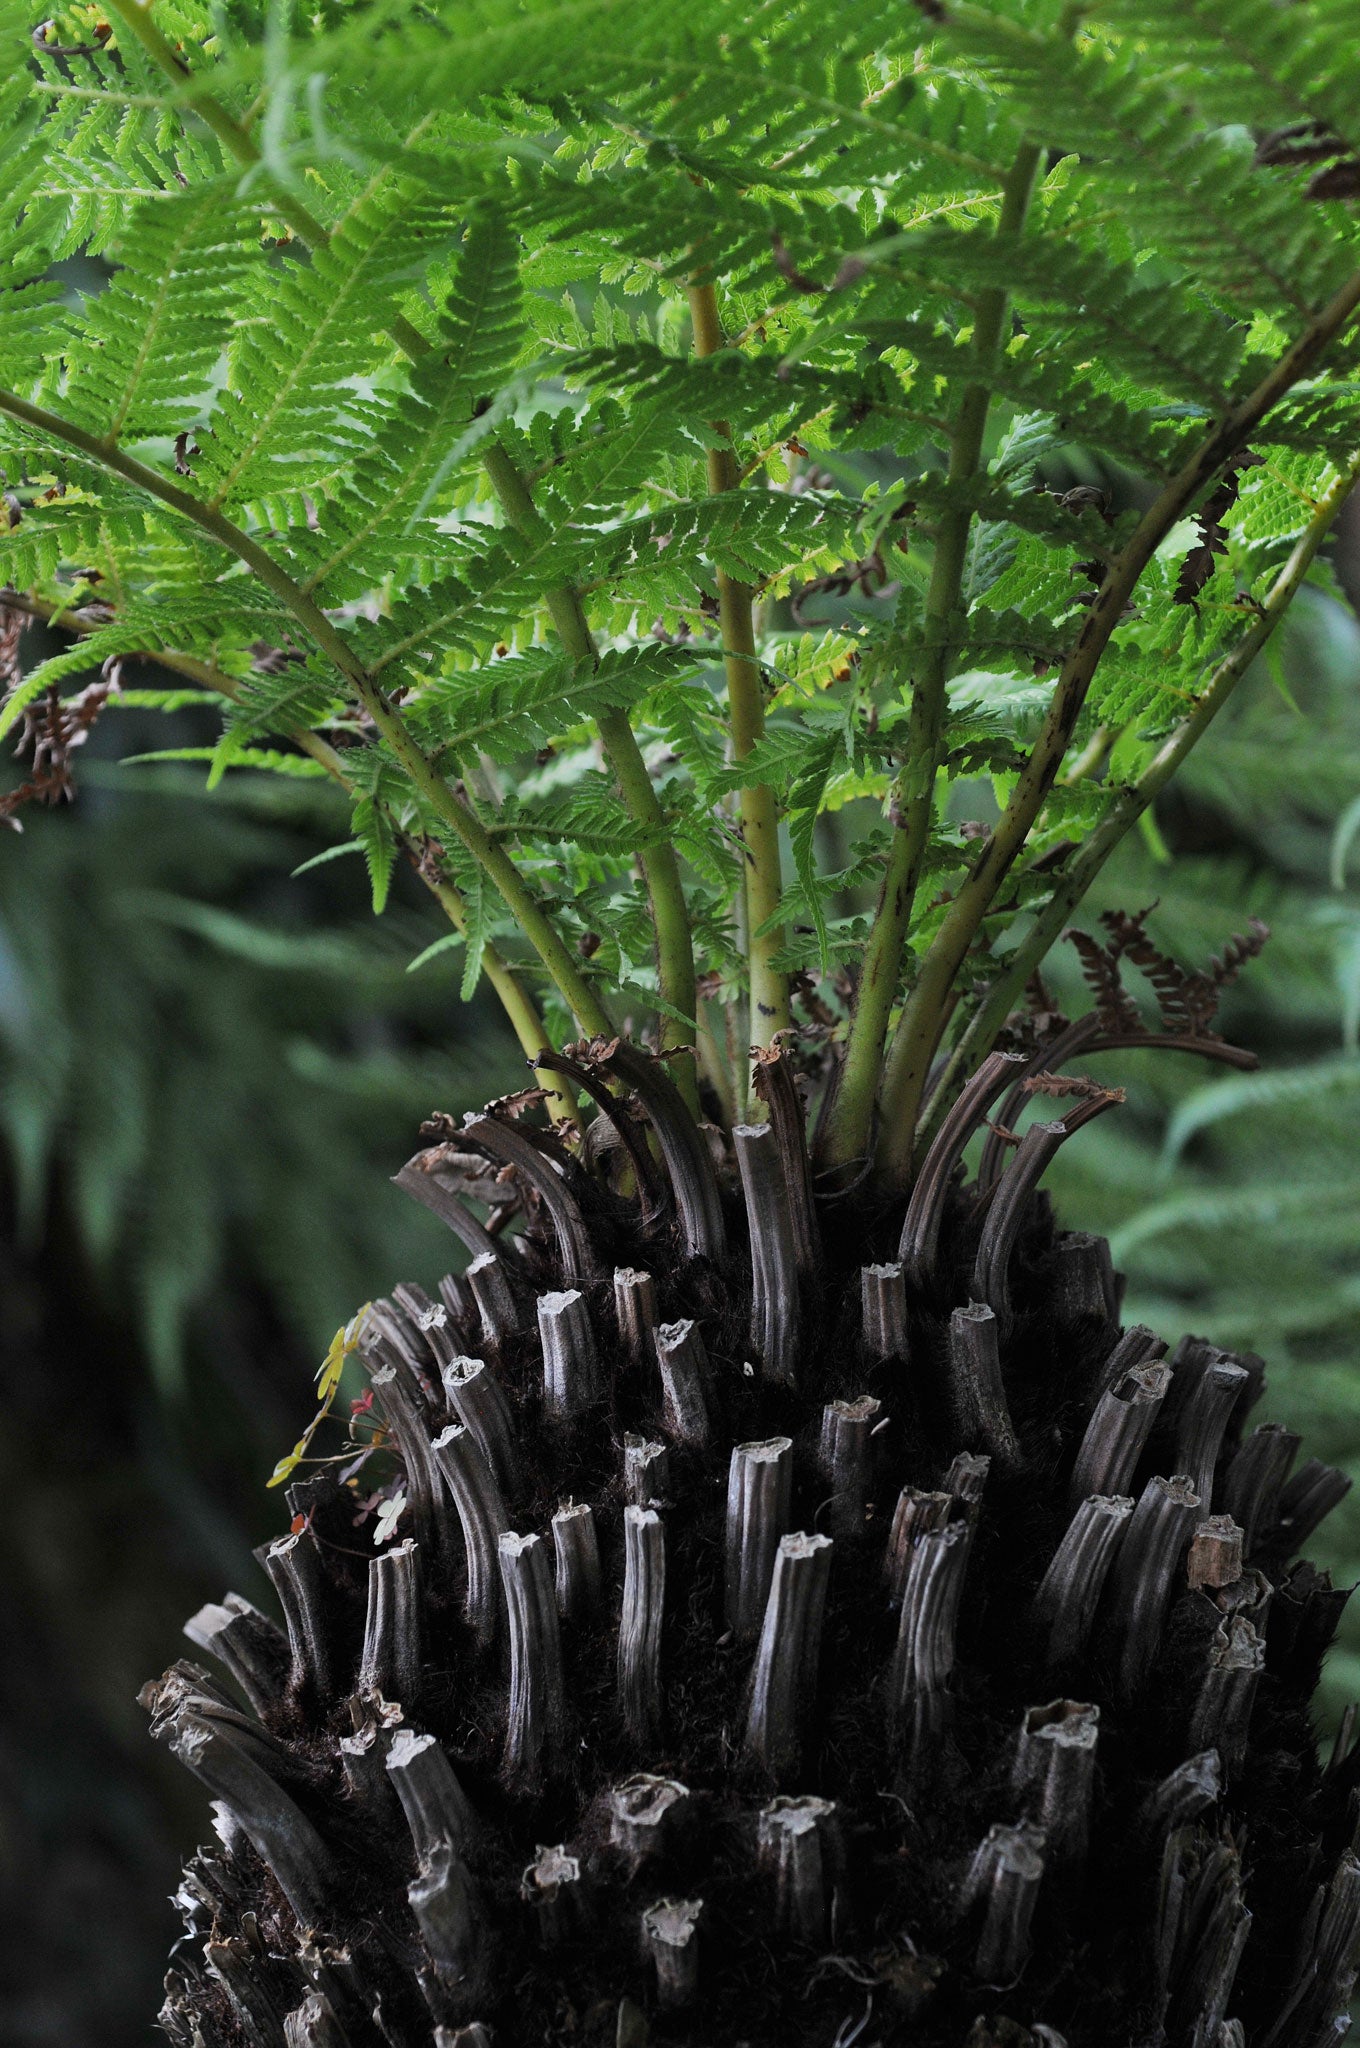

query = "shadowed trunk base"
[[144, 1046, 1359, 2048]]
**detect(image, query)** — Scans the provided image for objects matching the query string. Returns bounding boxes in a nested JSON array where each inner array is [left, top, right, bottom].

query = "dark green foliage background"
[[1043, 565, 1360, 1718], [0, 624, 522, 2048], [2, 562, 1359, 2043]]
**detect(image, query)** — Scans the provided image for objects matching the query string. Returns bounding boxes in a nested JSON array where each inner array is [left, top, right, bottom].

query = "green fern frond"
[[355, 491, 858, 676], [0, 591, 295, 737], [4, 0, 1360, 1200], [404, 643, 701, 765], [198, 181, 462, 517], [58, 185, 258, 445], [1163, 1054, 1360, 1164], [942, 4, 1358, 316], [1097, 0, 1360, 162]]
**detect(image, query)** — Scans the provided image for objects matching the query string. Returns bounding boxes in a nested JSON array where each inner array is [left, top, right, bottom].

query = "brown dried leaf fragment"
[[1, 658, 121, 827]]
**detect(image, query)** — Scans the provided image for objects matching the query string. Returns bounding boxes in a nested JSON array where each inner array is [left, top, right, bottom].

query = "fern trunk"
[[145, 1045, 1358, 2048]]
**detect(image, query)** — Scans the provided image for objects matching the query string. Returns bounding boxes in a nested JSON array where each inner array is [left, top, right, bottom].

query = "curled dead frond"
[[1063, 907, 1269, 1064], [1100, 907, 1219, 1036], [1067, 925, 1143, 1037], [0, 603, 23, 691]]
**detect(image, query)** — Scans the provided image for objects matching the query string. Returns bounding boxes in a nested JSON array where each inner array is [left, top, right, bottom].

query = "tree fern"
[[8, 1, 1360, 2040]]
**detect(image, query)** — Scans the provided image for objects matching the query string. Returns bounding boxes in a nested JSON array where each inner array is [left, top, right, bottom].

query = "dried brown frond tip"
[[1, 658, 120, 828], [1099, 906, 1220, 1036], [481, 1085, 549, 1121], [418, 1111, 463, 1144], [1023, 1070, 1124, 1105], [1064, 905, 1269, 1065], [1211, 916, 1270, 989], [1066, 924, 1143, 1037], [0, 602, 24, 692]]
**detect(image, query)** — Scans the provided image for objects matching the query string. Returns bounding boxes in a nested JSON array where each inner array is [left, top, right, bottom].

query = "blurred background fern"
[[1043, 568, 1360, 1722], [0, 629, 519, 2046], [2, 568, 1359, 2044]]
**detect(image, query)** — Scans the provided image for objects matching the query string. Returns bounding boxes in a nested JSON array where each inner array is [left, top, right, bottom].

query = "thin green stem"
[[357, 689, 613, 1038], [912, 446, 1360, 1157], [695, 992, 738, 1127], [820, 139, 1042, 1175], [1060, 724, 1113, 785], [107, 0, 425, 356], [874, 261, 1360, 1192], [3, 583, 583, 1127], [421, 877, 583, 1129], [105, 2, 308, 191], [479, 443, 699, 1098], [0, 384, 612, 1038], [107, 0, 691, 1084], [687, 280, 790, 1063]]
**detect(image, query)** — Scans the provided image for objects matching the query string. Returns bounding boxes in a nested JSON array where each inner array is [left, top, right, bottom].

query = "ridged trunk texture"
[[146, 1045, 1360, 2048]]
